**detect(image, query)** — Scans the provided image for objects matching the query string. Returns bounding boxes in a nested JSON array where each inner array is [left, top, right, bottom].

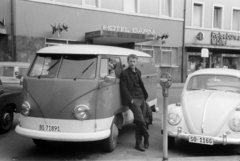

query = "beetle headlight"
[[73, 105, 90, 120], [168, 113, 181, 126], [229, 118, 240, 132], [21, 101, 31, 116]]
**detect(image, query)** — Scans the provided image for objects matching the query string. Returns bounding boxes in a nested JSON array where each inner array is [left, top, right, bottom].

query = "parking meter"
[[160, 72, 172, 161]]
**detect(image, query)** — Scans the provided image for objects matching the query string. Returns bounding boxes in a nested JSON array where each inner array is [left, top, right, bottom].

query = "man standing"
[[120, 54, 149, 152]]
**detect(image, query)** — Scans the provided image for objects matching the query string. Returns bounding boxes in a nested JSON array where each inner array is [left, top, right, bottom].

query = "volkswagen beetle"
[[167, 68, 240, 148]]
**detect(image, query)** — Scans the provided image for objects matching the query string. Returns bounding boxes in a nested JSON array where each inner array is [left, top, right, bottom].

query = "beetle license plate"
[[39, 124, 60, 132], [189, 135, 213, 145]]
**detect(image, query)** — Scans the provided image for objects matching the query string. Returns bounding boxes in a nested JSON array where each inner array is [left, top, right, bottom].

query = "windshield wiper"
[[74, 62, 94, 81], [38, 60, 60, 79]]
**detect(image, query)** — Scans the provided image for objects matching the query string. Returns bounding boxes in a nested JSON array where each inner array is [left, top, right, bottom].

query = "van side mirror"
[[104, 75, 116, 83]]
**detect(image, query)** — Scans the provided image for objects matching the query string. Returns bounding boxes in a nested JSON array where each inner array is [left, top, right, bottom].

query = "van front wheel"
[[102, 117, 119, 152]]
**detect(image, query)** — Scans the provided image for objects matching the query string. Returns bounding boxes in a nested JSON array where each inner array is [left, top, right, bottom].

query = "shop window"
[[142, 49, 153, 57], [153, 46, 161, 67], [193, 2, 204, 27], [161, 50, 171, 66], [233, 9, 240, 31], [213, 5, 223, 29], [161, 0, 172, 17], [45, 38, 83, 47], [124, 0, 138, 13], [160, 47, 178, 67]]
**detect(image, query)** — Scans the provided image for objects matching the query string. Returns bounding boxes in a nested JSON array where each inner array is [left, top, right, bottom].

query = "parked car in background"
[[0, 62, 29, 133], [167, 68, 240, 148]]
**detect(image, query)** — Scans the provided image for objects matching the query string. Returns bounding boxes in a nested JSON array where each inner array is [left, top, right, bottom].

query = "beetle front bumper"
[[168, 127, 240, 145], [15, 125, 110, 142]]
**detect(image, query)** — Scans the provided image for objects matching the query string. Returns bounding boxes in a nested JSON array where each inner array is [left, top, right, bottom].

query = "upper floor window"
[[213, 5, 223, 29], [193, 3, 204, 27], [161, 0, 172, 17], [233, 9, 240, 31], [124, 0, 137, 13], [83, 0, 97, 7]]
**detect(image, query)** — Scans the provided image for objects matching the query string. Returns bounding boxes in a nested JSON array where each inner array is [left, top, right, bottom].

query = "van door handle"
[[147, 76, 149, 78]]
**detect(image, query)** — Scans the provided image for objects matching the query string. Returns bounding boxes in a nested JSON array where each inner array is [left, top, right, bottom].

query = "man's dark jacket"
[[120, 67, 148, 105]]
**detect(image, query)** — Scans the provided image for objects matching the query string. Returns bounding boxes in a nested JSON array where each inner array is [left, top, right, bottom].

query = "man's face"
[[128, 57, 137, 70]]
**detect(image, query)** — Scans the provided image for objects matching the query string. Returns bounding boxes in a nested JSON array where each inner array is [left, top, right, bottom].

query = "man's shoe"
[[135, 144, 145, 152], [144, 137, 149, 149]]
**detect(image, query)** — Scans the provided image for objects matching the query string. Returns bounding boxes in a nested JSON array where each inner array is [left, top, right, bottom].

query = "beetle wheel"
[[102, 117, 119, 152], [0, 105, 14, 134]]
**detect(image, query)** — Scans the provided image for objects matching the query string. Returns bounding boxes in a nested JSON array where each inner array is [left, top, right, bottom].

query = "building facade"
[[0, 0, 184, 82], [184, 0, 240, 81]]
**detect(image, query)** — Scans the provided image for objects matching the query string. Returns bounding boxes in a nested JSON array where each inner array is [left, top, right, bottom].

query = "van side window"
[[100, 57, 122, 78]]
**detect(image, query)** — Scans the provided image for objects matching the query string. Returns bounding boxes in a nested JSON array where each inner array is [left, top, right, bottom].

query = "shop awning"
[[0, 28, 7, 34], [85, 30, 156, 44], [185, 43, 240, 50]]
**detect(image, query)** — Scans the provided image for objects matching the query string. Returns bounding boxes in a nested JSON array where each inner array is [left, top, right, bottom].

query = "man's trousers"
[[128, 98, 149, 146]]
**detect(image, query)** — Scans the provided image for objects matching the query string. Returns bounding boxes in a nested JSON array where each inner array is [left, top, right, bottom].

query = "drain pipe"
[[181, 0, 186, 83], [10, 0, 15, 61]]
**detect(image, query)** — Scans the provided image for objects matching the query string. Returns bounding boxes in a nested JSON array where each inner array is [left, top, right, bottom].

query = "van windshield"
[[29, 54, 97, 79], [29, 54, 61, 78], [58, 55, 97, 79]]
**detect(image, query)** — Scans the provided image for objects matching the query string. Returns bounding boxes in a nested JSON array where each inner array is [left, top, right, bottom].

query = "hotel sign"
[[102, 25, 154, 35], [211, 32, 240, 46]]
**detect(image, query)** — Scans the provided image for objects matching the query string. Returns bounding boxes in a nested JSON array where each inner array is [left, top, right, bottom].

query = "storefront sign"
[[102, 25, 154, 35], [211, 32, 240, 46], [201, 48, 209, 57]]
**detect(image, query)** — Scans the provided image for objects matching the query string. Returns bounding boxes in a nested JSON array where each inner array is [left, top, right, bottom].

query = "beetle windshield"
[[187, 75, 240, 93]]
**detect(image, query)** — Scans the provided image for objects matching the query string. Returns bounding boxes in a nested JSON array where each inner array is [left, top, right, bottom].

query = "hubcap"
[[3, 113, 11, 125]]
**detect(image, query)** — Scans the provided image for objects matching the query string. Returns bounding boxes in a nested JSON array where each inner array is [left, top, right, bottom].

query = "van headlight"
[[229, 118, 240, 132], [21, 101, 31, 116], [168, 113, 181, 126], [73, 105, 90, 120]]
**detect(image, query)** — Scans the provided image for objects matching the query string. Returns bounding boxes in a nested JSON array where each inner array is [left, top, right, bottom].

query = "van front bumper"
[[15, 125, 110, 142]]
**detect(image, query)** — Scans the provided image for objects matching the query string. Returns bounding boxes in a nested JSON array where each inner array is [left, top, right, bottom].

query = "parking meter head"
[[160, 72, 172, 89]]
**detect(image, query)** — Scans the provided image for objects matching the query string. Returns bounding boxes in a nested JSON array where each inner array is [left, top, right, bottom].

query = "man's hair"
[[127, 54, 138, 61]]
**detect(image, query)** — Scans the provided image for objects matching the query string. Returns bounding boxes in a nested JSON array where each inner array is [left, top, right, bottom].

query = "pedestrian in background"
[[120, 54, 149, 152]]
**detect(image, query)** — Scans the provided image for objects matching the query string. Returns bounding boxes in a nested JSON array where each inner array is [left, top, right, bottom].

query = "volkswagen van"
[[15, 45, 158, 152]]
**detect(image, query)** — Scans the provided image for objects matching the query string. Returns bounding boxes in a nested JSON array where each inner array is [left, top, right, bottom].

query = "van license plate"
[[39, 124, 60, 132], [189, 135, 213, 145]]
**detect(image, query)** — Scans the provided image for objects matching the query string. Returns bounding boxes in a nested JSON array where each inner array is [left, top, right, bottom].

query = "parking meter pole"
[[159, 73, 172, 161], [162, 88, 169, 161]]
